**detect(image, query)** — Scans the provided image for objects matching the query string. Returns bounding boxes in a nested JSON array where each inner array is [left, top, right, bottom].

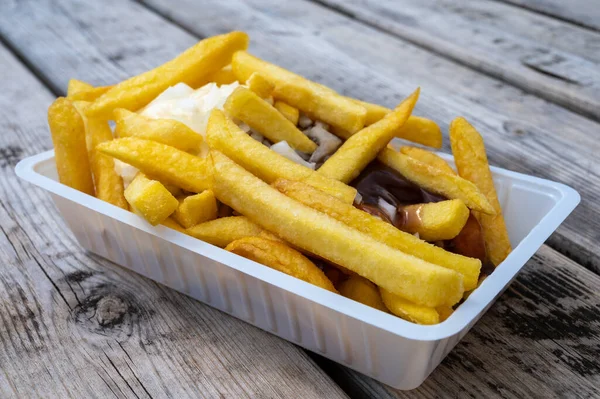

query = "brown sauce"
[[351, 160, 492, 273]]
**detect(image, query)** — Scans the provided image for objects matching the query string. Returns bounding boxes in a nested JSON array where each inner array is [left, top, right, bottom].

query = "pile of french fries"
[[48, 31, 512, 325]]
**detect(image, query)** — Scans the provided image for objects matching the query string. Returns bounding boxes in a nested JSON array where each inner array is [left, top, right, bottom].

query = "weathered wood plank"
[[311, 246, 600, 398], [0, 22, 347, 399], [314, 0, 600, 123], [134, 0, 600, 270], [497, 0, 600, 32]]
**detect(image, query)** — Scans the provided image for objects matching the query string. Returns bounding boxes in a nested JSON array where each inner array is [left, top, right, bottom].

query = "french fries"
[[67, 79, 112, 102], [87, 32, 249, 118], [207, 65, 237, 86], [338, 275, 388, 312], [124, 173, 178, 225], [161, 217, 187, 233], [399, 199, 470, 241], [47, 98, 95, 195], [436, 306, 454, 322], [380, 289, 440, 325], [400, 146, 455, 174], [74, 102, 127, 209], [450, 117, 511, 266], [173, 190, 218, 229], [97, 138, 212, 193], [211, 151, 464, 307], [273, 179, 480, 290], [245, 72, 275, 99], [318, 88, 420, 183], [206, 109, 357, 203], [113, 108, 203, 154], [186, 216, 265, 248], [274, 101, 299, 125], [226, 237, 337, 292], [378, 148, 496, 214], [223, 87, 317, 153], [232, 51, 367, 133]]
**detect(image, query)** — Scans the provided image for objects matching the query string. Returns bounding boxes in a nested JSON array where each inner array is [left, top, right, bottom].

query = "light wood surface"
[[0, 0, 599, 397], [498, 0, 600, 31]]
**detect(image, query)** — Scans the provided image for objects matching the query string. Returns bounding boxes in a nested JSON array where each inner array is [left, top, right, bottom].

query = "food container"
[[16, 150, 580, 390]]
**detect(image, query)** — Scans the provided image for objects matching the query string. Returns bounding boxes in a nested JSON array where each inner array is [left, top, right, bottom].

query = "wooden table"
[[1, 0, 599, 397]]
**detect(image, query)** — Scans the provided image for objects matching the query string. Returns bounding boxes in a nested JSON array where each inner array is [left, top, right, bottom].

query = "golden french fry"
[[226, 237, 337, 292], [223, 87, 317, 153], [47, 98, 95, 195], [331, 113, 442, 149], [207, 65, 237, 86], [245, 72, 275, 98], [97, 137, 212, 193], [450, 117, 512, 266], [67, 79, 112, 102], [436, 306, 454, 322], [338, 275, 388, 312], [380, 288, 440, 325], [173, 190, 218, 229], [274, 101, 299, 125], [231, 51, 367, 133], [161, 217, 187, 233], [74, 102, 127, 209], [400, 146, 455, 174], [273, 179, 480, 290], [211, 151, 464, 307], [378, 148, 495, 214], [87, 32, 249, 118], [125, 173, 178, 225], [186, 216, 265, 248], [113, 108, 203, 153], [351, 100, 442, 149], [399, 199, 470, 241], [206, 110, 356, 203], [318, 88, 420, 183], [163, 184, 183, 197]]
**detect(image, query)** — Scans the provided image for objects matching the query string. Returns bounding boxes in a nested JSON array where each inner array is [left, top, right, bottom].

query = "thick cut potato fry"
[[47, 98, 95, 195], [331, 114, 442, 149], [400, 199, 470, 241], [400, 146, 455, 174], [223, 87, 317, 153], [161, 217, 187, 233], [207, 65, 237, 86], [211, 151, 464, 307], [114, 108, 203, 153], [273, 179, 480, 290], [67, 79, 112, 102], [173, 190, 218, 229], [450, 117, 512, 266], [186, 216, 265, 248], [380, 289, 440, 325], [97, 138, 212, 193], [226, 237, 336, 292], [125, 173, 178, 225], [245, 72, 275, 98], [274, 101, 299, 125], [318, 88, 420, 183], [74, 102, 127, 209], [338, 275, 388, 312], [232, 51, 366, 133], [206, 110, 356, 203], [378, 148, 495, 214], [436, 306, 454, 322], [87, 32, 249, 118]]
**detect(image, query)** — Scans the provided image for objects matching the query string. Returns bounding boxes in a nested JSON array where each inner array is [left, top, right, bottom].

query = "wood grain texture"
[[135, 0, 600, 271], [497, 0, 600, 32], [0, 25, 348, 399], [311, 247, 600, 398], [314, 0, 600, 123]]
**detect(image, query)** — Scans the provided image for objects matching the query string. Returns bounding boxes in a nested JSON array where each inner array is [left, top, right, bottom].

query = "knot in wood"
[[96, 296, 128, 327]]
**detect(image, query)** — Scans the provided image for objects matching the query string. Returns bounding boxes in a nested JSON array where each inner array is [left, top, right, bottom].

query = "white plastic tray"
[[16, 150, 580, 390]]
